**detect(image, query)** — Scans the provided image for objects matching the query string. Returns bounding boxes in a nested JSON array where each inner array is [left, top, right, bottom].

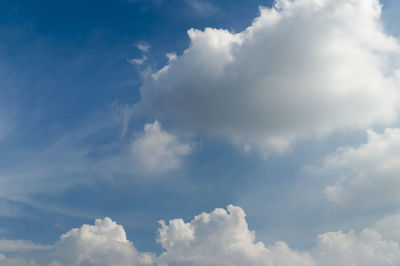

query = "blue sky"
[[2, 0, 400, 265]]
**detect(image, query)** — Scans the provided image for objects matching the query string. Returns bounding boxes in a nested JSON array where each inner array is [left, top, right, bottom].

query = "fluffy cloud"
[[132, 121, 192, 173], [5, 205, 400, 265], [52, 217, 155, 266], [157, 204, 314, 266], [138, 0, 400, 153], [312, 228, 400, 266], [321, 128, 400, 207]]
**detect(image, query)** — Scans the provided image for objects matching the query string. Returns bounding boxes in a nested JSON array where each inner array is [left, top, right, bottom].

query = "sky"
[[2, 0, 400, 265]]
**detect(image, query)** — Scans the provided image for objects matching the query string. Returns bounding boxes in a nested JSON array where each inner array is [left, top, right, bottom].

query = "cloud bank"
[[138, 0, 400, 153], [4, 205, 400, 265]]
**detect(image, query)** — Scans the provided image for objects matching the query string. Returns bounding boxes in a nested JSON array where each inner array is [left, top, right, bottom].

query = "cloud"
[[130, 41, 150, 65], [157, 204, 400, 265], [0, 240, 51, 253], [130, 57, 148, 65], [5, 205, 400, 265], [157, 204, 314, 266], [137, 0, 400, 154], [320, 128, 400, 207], [312, 228, 400, 266], [0, 255, 39, 266], [185, 0, 219, 16], [132, 121, 192, 173], [373, 212, 400, 243], [135, 41, 150, 53], [52, 217, 155, 266]]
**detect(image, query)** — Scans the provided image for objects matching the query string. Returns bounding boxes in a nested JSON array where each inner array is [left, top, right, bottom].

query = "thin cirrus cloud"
[[319, 128, 400, 208], [3, 205, 400, 265], [132, 121, 192, 173], [137, 0, 400, 154]]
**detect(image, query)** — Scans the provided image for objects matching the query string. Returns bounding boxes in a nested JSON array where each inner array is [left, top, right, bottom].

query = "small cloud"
[[134, 41, 150, 53], [129, 56, 147, 65], [109, 102, 135, 137], [132, 121, 192, 173], [166, 52, 177, 62], [130, 41, 150, 65], [185, 0, 218, 15]]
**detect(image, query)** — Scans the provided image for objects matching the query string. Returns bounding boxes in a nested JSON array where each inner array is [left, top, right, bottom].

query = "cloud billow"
[[138, 0, 400, 154]]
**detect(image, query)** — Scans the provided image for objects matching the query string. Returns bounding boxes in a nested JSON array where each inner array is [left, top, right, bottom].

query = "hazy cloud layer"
[[4, 205, 400, 265], [138, 0, 400, 154]]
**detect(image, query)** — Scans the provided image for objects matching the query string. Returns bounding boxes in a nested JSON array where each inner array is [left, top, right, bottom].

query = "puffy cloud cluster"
[[4, 205, 400, 265], [157, 204, 314, 266], [321, 128, 400, 207], [132, 121, 192, 173], [138, 0, 400, 153]]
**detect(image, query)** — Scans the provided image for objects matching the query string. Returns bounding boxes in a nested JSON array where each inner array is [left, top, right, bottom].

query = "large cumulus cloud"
[[157, 205, 313, 266], [138, 0, 400, 153]]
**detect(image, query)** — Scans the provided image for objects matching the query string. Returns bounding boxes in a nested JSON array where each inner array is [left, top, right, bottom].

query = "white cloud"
[[185, 0, 218, 16], [138, 0, 400, 154], [135, 41, 150, 53], [312, 228, 400, 266], [156, 205, 400, 266], [130, 56, 148, 65], [5, 205, 400, 265], [0, 239, 51, 253], [373, 213, 400, 243], [132, 121, 192, 173], [130, 41, 150, 65], [320, 128, 400, 207], [52, 217, 155, 266], [157, 204, 314, 266]]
